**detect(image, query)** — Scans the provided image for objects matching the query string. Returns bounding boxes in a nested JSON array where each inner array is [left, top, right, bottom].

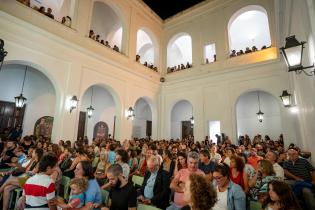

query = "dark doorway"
[[77, 111, 86, 140], [146, 120, 152, 138], [182, 121, 193, 139], [0, 100, 25, 131]]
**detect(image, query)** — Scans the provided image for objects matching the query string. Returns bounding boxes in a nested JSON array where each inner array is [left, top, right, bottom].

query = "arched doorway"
[[228, 5, 271, 52], [170, 100, 193, 140], [0, 63, 56, 138], [132, 98, 152, 139], [236, 90, 282, 141], [136, 28, 158, 66], [167, 33, 192, 69], [78, 85, 117, 142]]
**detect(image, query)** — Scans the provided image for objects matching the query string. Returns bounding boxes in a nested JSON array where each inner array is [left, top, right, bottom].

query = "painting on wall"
[[93, 121, 109, 139], [34, 116, 54, 138]]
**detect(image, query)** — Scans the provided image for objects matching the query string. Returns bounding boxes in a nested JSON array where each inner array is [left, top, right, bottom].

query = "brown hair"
[[189, 174, 217, 210], [230, 155, 245, 172], [70, 177, 88, 192], [259, 159, 275, 176], [262, 180, 302, 210]]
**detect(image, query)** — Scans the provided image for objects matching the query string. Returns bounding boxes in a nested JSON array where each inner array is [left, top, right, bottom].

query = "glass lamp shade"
[[87, 105, 95, 118], [280, 90, 292, 107], [127, 107, 135, 120], [280, 36, 304, 71], [190, 116, 194, 125], [256, 110, 264, 122], [70, 95, 78, 113], [15, 93, 27, 108]]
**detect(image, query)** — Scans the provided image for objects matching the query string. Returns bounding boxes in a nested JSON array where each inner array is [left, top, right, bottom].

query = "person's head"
[[146, 148, 154, 159], [258, 159, 275, 176], [266, 151, 278, 163], [115, 149, 128, 163], [225, 147, 235, 158], [230, 155, 245, 172], [187, 151, 199, 172], [162, 149, 172, 160], [183, 174, 217, 210], [38, 153, 57, 175], [210, 145, 217, 153], [147, 156, 159, 173], [287, 148, 299, 161], [213, 163, 230, 188], [199, 149, 210, 163], [177, 152, 187, 167], [74, 160, 94, 180], [47, 8, 52, 14], [106, 164, 124, 188], [250, 148, 258, 157], [14, 146, 25, 157], [263, 180, 302, 210], [99, 152, 108, 163], [32, 148, 44, 161], [70, 177, 88, 195], [6, 139, 15, 149]]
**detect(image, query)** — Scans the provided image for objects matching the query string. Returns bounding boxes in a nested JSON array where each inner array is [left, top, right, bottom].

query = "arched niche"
[[170, 100, 193, 139], [0, 63, 57, 139], [90, 1, 125, 51], [79, 84, 119, 141], [167, 33, 192, 68], [132, 98, 152, 139], [136, 28, 159, 67], [228, 5, 271, 52], [235, 90, 282, 141]]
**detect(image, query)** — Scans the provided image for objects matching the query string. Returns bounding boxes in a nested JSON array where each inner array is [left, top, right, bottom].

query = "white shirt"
[[213, 186, 228, 210], [273, 163, 284, 179], [211, 153, 222, 162]]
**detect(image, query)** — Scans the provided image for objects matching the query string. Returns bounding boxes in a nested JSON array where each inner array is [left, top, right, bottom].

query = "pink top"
[[173, 168, 205, 207]]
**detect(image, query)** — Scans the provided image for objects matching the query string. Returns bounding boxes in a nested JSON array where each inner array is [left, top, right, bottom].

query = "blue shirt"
[[144, 171, 158, 199], [84, 179, 102, 205], [108, 151, 116, 165], [69, 192, 85, 208], [18, 153, 27, 165]]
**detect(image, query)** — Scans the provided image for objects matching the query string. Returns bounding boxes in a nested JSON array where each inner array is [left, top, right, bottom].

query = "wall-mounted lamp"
[[0, 39, 8, 73], [256, 92, 264, 123], [280, 35, 315, 76], [70, 95, 79, 113], [280, 90, 292, 107], [15, 66, 28, 108], [127, 107, 135, 120], [190, 116, 194, 126], [87, 87, 95, 118]]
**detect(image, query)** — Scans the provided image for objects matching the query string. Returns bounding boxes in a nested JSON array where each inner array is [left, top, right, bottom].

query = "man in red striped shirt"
[[23, 153, 58, 210]]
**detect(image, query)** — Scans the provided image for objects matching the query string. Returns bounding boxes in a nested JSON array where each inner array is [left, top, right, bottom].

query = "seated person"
[[138, 156, 170, 209], [57, 177, 88, 209]]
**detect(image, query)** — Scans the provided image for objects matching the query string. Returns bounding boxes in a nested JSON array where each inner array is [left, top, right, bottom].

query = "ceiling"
[[142, 0, 205, 20]]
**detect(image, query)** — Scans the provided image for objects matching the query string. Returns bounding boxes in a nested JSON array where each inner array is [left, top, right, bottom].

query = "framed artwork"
[[93, 121, 109, 139], [34, 116, 54, 138]]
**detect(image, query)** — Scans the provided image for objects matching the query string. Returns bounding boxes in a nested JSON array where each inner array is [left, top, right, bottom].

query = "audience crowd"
[[136, 55, 158, 72], [0, 130, 314, 210], [230, 45, 271, 58], [16, 0, 72, 28], [89, 30, 121, 54], [167, 62, 193, 74]]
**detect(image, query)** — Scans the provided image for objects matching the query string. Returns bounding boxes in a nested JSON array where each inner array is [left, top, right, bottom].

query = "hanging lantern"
[[15, 66, 28, 108], [280, 90, 292, 107], [70, 95, 79, 113], [256, 110, 264, 123], [127, 107, 135, 120], [87, 105, 95, 118]]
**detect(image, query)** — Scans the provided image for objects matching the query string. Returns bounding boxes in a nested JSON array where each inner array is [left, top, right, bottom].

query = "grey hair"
[[187, 151, 199, 161], [147, 155, 159, 166]]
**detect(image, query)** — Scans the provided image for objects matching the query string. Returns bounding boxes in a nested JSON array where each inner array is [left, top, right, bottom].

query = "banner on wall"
[[34, 116, 54, 138], [93, 121, 109, 139]]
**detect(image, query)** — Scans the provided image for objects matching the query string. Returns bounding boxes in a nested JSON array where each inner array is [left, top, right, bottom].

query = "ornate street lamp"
[[280, 90, 292, 107]]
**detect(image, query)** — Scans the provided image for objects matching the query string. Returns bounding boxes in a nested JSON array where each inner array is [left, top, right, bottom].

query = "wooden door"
[[77, 111, 86, 140], [181, 121, 193, 139], [146, 120, 152, 138], [0, 100, 25, 131]]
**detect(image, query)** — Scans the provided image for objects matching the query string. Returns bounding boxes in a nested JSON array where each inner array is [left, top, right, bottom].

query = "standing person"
[[102, 164, 137, 210], [161, 149, 175, 178], [115, 149, 130, 180], [230, 155, 249, 193], [173, 152, 187, 176], [198, 149, 216, 182], [212, 163, 246, 210], [182, 174, 217, 210], [23, 153, 58, 210], [210, 145, 222, 163], [262, 180, 302, 210], [167, 152, 205, 210]]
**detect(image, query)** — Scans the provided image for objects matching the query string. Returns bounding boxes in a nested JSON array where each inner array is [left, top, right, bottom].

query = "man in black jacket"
[[138, 156, 171, 209]]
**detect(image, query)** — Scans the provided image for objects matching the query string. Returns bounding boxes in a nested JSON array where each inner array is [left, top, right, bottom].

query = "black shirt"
[[109, 182, 137, 210], [198, 160, 216, 174]]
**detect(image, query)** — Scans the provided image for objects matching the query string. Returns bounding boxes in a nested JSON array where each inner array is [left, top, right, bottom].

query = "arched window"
[[167, 33, 192, 68], [136, 29, 155, 65], [228, 5, 271, 52], [90, 1, 123, 50]]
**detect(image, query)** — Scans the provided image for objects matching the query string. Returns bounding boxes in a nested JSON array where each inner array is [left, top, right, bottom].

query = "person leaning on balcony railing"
[[45, 8, 54, 19], [17, 0, 30, 7]]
